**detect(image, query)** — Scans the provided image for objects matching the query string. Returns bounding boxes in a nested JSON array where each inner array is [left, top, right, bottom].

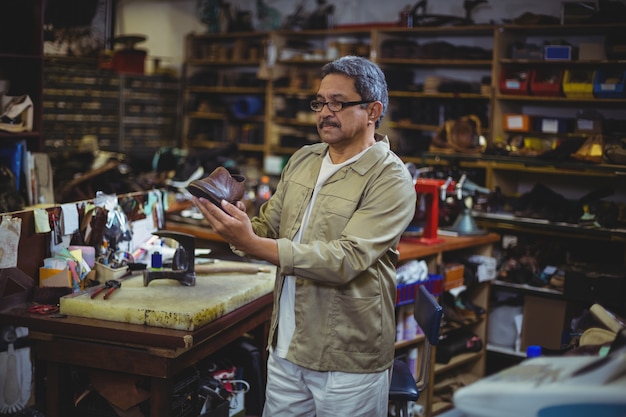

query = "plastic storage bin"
[[530, 68, 563, 96], [563, 69, 595, 98], [534, 116, 573, 134], [593, 70, 626, 98], [500, 67, 531, 95], [396, 274, 443, 306], [503, 114, 531, 132]]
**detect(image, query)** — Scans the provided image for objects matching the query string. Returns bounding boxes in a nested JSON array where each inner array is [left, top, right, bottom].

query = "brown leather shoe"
[[187, 166, 246, 210]]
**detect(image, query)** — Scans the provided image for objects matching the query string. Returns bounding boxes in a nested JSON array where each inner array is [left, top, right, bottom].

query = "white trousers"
[[262, 350, 390, 417]]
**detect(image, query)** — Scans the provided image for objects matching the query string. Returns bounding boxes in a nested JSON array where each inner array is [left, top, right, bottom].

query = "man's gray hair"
[[321, 56, 389, 128]]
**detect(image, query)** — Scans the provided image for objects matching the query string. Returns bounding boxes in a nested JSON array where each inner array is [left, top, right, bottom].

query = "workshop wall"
[[114, 0, 562, 72]]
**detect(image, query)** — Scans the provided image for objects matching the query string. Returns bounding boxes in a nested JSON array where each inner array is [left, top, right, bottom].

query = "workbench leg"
[[43, 361, 61, 417], [150, 377, 173, 417]]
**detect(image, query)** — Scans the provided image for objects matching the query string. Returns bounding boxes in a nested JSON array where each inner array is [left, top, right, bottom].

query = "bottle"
[[526, 345, 542, 358], [408, 348, 418, 379], [151, 241, 163, 270], [396, 305, 406, 342], [257, 176, 272, 201], [255, 175, 272, 214]]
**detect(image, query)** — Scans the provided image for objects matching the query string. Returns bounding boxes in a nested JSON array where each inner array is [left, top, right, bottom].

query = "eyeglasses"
[[309, 100, 372, 112]]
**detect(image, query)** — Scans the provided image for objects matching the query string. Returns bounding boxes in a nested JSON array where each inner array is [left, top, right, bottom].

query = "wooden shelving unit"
[[42, 59, 180, 160], [0, 0, 45, 208], [181, 31, 270, 163], [397, 233, 499, 416]]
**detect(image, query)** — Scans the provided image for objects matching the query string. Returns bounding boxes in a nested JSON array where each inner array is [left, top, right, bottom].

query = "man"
[[193, 55, 416, 416]]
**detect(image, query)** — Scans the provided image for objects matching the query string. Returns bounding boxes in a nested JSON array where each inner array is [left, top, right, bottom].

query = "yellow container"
[[563, 69, 595, 98]]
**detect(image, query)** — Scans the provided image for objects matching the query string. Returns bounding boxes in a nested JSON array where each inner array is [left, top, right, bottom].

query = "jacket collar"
[[309, 133, 390, 176]]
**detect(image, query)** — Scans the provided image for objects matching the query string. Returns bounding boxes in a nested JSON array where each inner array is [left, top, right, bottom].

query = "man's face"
[[315, 73, 371, 146]]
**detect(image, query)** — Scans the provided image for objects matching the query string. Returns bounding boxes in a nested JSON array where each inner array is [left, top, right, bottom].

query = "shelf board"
[[389, 91, 490, 99], [272, 87, 317, 95], [274, 28, 372, 37], [186, 31, 270, 40], [491, 279, 564, 298], [395, 334, 426, 350], [474, 211, 626, 242], [486, 343, 526, 358], [272, 117, 317, 127], [389, 121, 439, 131], [434, 350, 484, 374], [498, 22, 626, 36], [499, 58, 626, 66], [186, 86, 265, 94], [237, 143, 265, 152], [398, 233, 500, 262], [421, 152, 626, 176], [188, 112, 265, 123], [495, 93, 626, 104], [432, 401, 454, 416], [377, 24, 495, 36], [185, 58, 263, 66], [271, 145, 318, 155], [277, 58, 341, 65], [379, 58, 492, 67]]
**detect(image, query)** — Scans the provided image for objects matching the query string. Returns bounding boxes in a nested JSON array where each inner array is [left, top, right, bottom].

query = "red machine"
[[411, 178, 456, 245]]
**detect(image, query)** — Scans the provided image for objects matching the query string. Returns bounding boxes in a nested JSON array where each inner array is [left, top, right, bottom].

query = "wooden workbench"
[[0, 292, 273, 417]]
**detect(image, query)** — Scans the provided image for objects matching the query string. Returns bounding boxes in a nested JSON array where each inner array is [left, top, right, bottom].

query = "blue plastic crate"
[[593, 70, 626, 98], [396, 274, 443, 306]]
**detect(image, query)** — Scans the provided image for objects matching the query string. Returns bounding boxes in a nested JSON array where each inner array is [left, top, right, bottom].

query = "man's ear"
[[368, 101, 383, 122]]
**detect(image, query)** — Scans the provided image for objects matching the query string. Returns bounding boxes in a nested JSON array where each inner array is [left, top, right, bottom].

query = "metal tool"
[[103, 280, 121, 299], [143, 231, 196, 287], [90, 280, 121, 300]]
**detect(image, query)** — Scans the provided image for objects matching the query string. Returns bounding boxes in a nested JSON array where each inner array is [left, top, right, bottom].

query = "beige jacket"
[[242, 134, 416, 373]]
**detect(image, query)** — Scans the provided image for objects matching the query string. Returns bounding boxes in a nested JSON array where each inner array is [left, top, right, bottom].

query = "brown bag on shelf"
[[430, 115, 487, 154]]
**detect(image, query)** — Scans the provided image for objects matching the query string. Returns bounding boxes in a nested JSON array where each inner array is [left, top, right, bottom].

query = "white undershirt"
[[275, 148, 368, 358]]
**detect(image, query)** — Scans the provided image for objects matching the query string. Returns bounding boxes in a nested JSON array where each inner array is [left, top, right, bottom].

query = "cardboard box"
[[579, 42, 606, 61], [39, 267, 72, 288], [444, 263, 465, 291], [521, 295, 567, 351]]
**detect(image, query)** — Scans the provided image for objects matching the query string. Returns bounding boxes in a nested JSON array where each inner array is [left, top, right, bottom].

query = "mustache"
[[319, 119, 340, 129]]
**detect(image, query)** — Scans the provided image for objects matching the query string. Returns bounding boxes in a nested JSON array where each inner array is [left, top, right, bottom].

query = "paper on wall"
[[0, 216, 21, 269]]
